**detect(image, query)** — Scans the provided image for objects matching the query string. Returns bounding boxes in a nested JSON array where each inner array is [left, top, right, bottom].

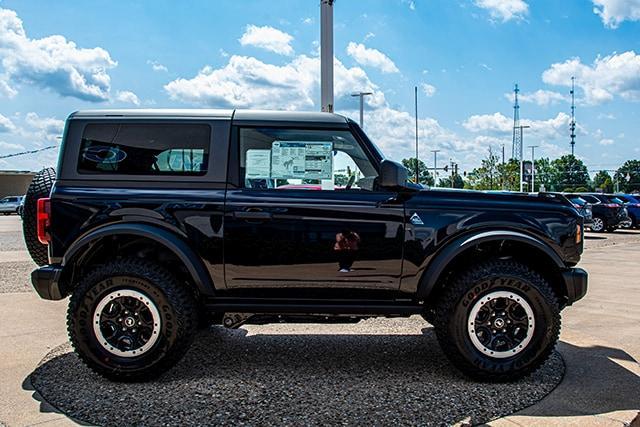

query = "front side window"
[[239, 128, 378, 191], [78, 123, 210, 175]]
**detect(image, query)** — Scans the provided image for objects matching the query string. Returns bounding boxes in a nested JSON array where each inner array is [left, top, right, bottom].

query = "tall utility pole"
[[351, 92, 372, 128], [414, 86, 419, 184], [569, 76, 576, 156], [501, 144, 505, 190], [431, 149, 440, 187], [512, 84, 522, 160], [320, 0, 334, 113], [528, 145, 539, 192], [518, 125, 531, 192]]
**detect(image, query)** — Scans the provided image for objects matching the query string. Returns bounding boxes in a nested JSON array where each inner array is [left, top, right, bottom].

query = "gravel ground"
[[31, 317, 564, 427], [0, 260, 35, 293], [584, 229, 640, 250], [0, 229, 26, 252]]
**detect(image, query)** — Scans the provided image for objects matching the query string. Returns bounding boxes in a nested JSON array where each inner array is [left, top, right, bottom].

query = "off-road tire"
[[67, 258, 198, 381], [433, 259, 561, 382], [22, 167, 55, 265]]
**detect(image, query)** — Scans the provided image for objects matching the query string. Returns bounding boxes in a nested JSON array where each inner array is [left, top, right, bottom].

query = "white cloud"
[[504, 89, 568, 106], [0, 113, 15, 132], [463, 112, 513, 134], [0, 141, 24, 150], [115, 90, 140, 105], [0, 7, 117, 101], [238, 25, 294, 56], [346, 42, 399, 74], [542, 51, 640, 105], [402, 0, 416, 11], [364, 32, 376, 41], [592, 0, 640, 28], [599, 138, 614, 145], [23, 112, 64, 142], [302, 17, 313, 25], [474, 0, 529, 22], [164, 54, 385, 111], [421, 83, 436, 97], [147, 60, 168, 72], [463, 111, 579, 141]]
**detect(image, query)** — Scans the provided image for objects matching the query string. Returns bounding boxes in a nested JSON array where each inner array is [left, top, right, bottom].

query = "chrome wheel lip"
[[93, 289, 161, 358], [467, 290, 535, 359]]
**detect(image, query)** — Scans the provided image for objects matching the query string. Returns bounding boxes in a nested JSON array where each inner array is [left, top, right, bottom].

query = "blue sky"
[[0, 0, 639, 174]]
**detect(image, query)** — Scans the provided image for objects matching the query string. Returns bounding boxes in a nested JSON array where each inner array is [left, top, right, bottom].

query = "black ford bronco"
[[27, 109, 587, 382]]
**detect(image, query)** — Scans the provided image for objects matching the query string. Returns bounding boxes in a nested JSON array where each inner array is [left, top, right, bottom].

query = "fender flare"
[[417, 230, 564, 299], [62, 223, 215, 296]]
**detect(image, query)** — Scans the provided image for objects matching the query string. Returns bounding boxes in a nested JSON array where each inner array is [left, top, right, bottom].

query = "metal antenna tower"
[[511, 84, 522, 160], [569, 76, 576, 156]]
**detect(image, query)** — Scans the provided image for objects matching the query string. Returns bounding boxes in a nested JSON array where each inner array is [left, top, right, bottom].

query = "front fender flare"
[[62, 223, 215, 296], [417, 230, 564, 299]]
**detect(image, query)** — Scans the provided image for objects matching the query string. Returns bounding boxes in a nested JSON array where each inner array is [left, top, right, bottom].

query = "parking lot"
[[0, 214, 639, 426]]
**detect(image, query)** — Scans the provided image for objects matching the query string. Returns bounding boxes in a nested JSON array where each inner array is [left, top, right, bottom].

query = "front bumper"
[[31, 265, 64, 300], [561, 267, 588, 306]]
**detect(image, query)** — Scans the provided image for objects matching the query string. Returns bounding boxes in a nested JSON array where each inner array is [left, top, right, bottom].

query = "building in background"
[[0, 171, 36, 198]]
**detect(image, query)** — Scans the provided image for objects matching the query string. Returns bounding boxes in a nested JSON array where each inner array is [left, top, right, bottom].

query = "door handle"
[[233, 210, 273, 220]]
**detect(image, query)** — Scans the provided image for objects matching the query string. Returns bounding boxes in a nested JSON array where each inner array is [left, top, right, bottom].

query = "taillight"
[[576, 224, 582, 244], [36, 198, 51, 244], [604, 203, 619, 208], [572, 203, 581, 209]]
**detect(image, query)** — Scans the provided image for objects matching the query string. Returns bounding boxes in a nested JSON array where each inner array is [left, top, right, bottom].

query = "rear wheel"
[[433, 259, 560, 381], [590, 216, 605, 232], [67, 258, 198, 381]]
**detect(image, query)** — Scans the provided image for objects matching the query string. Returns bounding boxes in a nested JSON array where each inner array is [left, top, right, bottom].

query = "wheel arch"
[[417, 230, 567, 304], [59, 223, 215, 297]]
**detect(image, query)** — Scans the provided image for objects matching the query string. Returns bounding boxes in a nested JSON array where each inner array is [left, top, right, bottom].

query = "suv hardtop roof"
[[69, 109, 349, 124]]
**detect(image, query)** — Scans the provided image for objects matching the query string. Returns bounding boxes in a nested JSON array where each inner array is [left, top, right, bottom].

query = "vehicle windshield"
[[608, 197, 625, 205], [569, 197, 587, 206]]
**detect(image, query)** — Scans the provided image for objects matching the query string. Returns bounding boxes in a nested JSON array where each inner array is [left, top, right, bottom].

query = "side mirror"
[[379, 160, 409, 189]]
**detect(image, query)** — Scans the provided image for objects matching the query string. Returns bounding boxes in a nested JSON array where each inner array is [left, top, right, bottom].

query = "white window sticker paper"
[[271, 141, 333, 180], [246, 149, 271, 179]]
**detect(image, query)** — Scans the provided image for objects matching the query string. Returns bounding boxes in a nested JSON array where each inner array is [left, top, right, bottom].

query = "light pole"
[[528, 145, 539, 192], [431, 149, 440, 187], [320, 0, 334, 112], [501, 143, 505, 190], [415, 86, 419, 184], [351, 92, 372, 128], [518, 125, 531, 192]]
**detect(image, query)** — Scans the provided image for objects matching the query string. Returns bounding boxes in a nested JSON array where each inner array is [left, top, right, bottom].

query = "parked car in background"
[[17, 196, 25, 218], [563, 194, 594, 227], [574, 193, 628, 232], [613, 194, 640, 229], [0, 195, 23, 215]]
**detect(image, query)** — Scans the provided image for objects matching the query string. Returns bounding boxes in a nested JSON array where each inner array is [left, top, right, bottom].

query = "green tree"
[[533, 158, 556, 192], [439, 173, 464, 189], [402, 157, 434, 186], [593, 170, 613, 193], [466, 148, 501, 190], [551, 155, 591, 192], [614, 160, 640, 193], [498, 159, 521, 191]]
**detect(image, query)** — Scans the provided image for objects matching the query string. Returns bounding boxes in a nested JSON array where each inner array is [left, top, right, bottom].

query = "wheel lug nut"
[[492, 329, 497, 333], [502, 329, 506, 333], [132, 329, 136, 333]]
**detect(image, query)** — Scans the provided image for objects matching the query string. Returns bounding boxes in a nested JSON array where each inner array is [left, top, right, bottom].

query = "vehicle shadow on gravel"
[[512, 340, 640, 419], [26, 325, 565, 426]]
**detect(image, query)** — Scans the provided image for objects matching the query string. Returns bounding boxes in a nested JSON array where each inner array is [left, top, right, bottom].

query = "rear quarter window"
[[78, 123, 210, 175]]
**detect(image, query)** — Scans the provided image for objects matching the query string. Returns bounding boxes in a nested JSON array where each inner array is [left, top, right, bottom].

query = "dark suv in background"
[[572, 193, 629, 232], [26, 109, 587, 382], [563, 194, 594, 228], [611, 194, 640, 228]]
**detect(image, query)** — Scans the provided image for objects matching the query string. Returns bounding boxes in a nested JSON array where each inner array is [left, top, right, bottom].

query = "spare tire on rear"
[[23, 167, 56, 266]]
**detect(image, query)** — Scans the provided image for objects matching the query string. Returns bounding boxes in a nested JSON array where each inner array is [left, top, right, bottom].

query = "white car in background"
[[0, 196, 24, 215]]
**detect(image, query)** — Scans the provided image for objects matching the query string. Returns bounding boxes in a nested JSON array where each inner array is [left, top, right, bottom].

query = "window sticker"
[[271, 141, 333, 180], [246, 149, 272, 179], [82, 145, 127, 164]]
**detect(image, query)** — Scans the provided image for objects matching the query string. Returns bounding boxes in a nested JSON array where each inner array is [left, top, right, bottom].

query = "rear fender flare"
[[417, 230, 564, 299], [62, 223, 215, 296]]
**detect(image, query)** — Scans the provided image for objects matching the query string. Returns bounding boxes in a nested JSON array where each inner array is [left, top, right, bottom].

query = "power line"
[[0, 145, 57, 160]]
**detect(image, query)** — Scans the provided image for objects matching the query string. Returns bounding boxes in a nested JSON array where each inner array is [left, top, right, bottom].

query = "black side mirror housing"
[[379, 160, 410, 189]]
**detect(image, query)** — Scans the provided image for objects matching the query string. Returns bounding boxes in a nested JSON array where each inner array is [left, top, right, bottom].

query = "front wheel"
[[67, 258, 198, 381], [590, 216, 605, 232], [433, 259, 560, 382]]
